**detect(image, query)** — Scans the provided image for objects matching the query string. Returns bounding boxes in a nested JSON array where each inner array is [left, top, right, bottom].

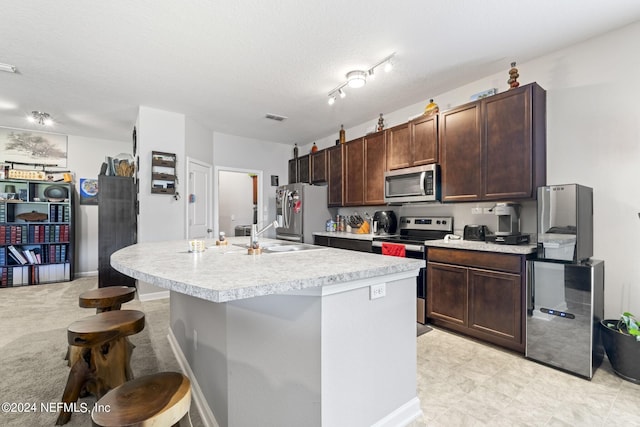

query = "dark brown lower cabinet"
[[314, 235, 372, 252], [427, 247, 526, 353], [98, 175, 137, 287]]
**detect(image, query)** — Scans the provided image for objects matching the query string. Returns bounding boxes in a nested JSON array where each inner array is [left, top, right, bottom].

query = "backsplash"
[[335, 201, 537, 236]]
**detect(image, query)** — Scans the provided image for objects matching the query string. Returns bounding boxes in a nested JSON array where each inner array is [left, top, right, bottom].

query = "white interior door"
[[187, 158, 212, 239]]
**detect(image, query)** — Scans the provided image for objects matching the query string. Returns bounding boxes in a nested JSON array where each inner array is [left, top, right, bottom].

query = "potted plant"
[[600, 312, 640, 383]]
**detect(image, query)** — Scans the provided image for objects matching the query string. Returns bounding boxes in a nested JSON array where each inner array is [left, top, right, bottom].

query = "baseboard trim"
[[138, 290, 170, 301], [74, 271, 98, 277], [371, 397, 423, 427], [168, 329, 219, 427]]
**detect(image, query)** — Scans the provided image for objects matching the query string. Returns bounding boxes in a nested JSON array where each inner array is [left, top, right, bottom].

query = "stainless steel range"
[[372, 216, 453, 324]]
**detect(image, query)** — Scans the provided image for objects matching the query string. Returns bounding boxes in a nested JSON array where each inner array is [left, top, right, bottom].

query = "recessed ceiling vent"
[[265, 113, 288, 122]]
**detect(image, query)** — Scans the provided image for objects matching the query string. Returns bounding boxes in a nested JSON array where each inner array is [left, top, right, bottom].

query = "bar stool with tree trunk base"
[[91, 372, 193, 427], [56, 310, 145, 425], [65, 286, 137, 365], [79, 286, 136, 313]]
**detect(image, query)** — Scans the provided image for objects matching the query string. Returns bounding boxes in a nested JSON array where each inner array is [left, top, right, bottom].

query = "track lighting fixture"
[[346, 70, 367, 88], [327, 53, 395, 105], [27, 111, 53, 126]]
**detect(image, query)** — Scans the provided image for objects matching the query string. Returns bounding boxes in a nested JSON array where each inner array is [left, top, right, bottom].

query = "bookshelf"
[[0, 179, 74, 287]]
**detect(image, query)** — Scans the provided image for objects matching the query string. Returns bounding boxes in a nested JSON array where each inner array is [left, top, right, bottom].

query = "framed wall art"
[[0, 126, 68, 167], [79, 178, 99, 205]]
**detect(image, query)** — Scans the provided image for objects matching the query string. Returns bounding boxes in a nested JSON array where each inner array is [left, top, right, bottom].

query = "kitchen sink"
[[262, 243, 326, 253], [234, 241, 327, 253]]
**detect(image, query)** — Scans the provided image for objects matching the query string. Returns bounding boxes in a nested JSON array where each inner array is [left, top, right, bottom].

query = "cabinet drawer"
[[427, 247, 521, 274]]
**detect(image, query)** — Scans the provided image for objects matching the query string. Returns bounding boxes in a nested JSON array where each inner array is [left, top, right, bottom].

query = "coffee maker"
[[487, 202, 529, 244]]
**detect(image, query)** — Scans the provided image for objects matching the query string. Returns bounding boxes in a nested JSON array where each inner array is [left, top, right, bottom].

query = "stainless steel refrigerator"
[[526, 184, 605, 379], [275, 183, 331, 243]]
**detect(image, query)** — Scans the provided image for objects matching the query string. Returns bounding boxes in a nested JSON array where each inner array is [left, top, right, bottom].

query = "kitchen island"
[[111, 237, 425, 427]]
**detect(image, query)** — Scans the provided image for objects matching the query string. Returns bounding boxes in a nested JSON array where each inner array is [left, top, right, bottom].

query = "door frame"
[[185, 157, 213, 239], [213, 165, 263, 238]]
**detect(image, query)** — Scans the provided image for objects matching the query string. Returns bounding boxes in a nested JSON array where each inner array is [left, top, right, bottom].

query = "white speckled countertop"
[[111, 237, 424, 303], [425, 239, 536, 254], [313, 231, 375, 241]]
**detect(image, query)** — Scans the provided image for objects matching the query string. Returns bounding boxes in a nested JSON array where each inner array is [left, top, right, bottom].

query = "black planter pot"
[[600, 319, 640, 384]]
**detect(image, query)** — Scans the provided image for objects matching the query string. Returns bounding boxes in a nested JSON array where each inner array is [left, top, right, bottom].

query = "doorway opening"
[[214, 166, 263, 238]]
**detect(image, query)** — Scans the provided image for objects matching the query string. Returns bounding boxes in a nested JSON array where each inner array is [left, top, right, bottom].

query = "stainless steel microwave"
[[384, 164, 440, 204]]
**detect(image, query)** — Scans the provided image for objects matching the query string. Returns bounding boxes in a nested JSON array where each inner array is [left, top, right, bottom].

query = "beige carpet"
[[0, 277, 203, 427]]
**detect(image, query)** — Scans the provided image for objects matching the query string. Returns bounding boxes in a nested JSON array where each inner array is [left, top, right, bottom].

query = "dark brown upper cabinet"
[[297, 155, 311, 184], [344, 138, 364, 206], [327, 145, 344, 207], [440, 82, 546, 202], [363, 130, 386, 205], [386, 115, 438, 171], [311, 149, 327, 184]]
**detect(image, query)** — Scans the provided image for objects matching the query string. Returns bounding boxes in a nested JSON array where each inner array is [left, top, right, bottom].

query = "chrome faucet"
[[250, 220, 279, 248]]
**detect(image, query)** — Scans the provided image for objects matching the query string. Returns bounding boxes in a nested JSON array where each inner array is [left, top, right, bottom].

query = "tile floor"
[[413, 326, 640, 426]]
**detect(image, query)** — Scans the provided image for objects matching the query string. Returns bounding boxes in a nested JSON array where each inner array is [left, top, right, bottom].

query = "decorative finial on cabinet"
[[508, 62, 520, 89], [424, 99, 439, 116]]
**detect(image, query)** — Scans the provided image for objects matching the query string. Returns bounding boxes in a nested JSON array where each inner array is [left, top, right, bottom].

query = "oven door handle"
[[372, 241, 424, 253]]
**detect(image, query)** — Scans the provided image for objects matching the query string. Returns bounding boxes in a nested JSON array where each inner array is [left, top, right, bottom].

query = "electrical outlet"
[[370, 283, 386, 300], [194, 329, 198, 350], [471, 207, 483, 215]]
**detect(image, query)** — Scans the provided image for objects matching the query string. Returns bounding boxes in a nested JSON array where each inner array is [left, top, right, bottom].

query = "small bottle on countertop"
[[293, 143, 299, 158], [311, 142, 318, 153], [339, 125, 346, 144], [219, 231, 225, 242]]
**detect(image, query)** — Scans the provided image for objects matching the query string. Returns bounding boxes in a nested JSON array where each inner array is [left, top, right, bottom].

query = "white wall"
[[137, 106, 187, 297], [137, 106, 186, 242], [185, 116, 213, 164], [308, 21, 640, 317], [213, 132, 290, 238]]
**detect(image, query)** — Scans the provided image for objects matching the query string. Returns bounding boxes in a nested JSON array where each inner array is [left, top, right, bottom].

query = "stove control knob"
[[442, 220, 447, 224], [436, 220, 441, 224]]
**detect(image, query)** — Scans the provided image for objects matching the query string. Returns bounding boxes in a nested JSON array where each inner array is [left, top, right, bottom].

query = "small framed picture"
[[79, 178, 99, 205]]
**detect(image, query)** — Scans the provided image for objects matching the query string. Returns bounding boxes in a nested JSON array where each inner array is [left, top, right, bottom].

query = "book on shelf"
[[33, 248, 42, 264], [22, 249, 34, 264], [7, 245, 27, 265]]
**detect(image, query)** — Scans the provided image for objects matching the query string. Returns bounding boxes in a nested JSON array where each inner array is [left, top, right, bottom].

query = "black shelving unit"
[[98, 175, 137, 287]]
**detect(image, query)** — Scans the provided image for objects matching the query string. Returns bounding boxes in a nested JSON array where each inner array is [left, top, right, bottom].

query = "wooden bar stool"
[[66, 286, 137, 365], [91, 372, 192, 427], [56, 310, 145, 425], [79, 286, 136, 313]]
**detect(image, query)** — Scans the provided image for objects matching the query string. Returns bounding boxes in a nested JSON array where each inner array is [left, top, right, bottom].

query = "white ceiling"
[[2, 1, 640, 145]]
